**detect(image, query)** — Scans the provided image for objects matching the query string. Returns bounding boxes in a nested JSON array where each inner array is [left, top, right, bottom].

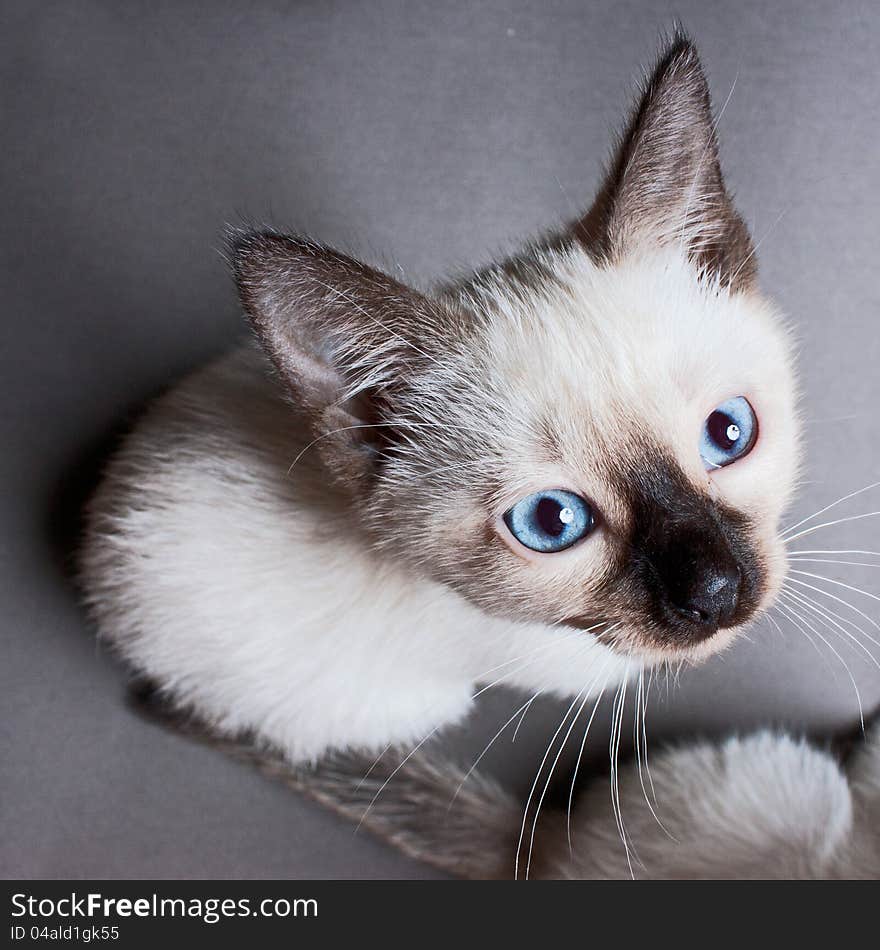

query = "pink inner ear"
[[315, 402, 384, 493], [281, 344, 348, 412]]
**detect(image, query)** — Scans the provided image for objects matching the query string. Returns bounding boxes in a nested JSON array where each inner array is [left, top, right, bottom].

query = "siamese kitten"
[[81, 37, 798, 766]]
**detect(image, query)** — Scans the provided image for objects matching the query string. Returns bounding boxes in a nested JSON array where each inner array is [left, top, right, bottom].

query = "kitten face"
[[233, 37, 799, 664], [366, 248, 798, 662]]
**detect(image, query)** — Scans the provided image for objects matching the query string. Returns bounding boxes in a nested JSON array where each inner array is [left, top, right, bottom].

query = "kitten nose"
[[648, 521, 743, 637], [667, 563, 741, 632]]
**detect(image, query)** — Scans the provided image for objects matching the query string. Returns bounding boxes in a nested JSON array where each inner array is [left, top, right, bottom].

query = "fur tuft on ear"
[[577, 34, 755, 290], [229, 229, 450, 491]]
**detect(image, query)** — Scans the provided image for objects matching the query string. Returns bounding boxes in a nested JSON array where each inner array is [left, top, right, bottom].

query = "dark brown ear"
[[576, 36, 755, 290], [231, 230, 446, 492]]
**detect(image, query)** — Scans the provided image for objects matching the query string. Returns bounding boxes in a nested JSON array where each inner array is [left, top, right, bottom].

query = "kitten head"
[[232, 37, 799, 664]]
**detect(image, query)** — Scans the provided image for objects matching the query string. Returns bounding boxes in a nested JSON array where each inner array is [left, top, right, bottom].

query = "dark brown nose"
[[626, 458, 762, 646], [649, 527, 742, 639], [664, 562, 741, 631]]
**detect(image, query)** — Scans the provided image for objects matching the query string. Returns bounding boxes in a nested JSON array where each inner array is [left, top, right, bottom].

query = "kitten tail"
[[292, 749, 522, 879], [129, 679, 519, 878]]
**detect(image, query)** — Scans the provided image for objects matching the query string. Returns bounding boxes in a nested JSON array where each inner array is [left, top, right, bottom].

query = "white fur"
[[464, 245, 797, 593], [81, 340, 629, 762], [81, 244, 797, 763]]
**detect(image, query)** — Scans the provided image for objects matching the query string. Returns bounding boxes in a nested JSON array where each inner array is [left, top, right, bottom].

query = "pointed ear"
[[576, 36, 755, 290], [231, 230, 445, 492]]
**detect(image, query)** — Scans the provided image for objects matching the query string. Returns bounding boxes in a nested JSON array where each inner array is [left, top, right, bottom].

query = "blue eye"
[[700, 396, 758, 469], [503, 489, 594, 553]]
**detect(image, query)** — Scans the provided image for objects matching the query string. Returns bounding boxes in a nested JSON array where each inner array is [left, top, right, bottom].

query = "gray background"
[[2, 0, 878, 879]]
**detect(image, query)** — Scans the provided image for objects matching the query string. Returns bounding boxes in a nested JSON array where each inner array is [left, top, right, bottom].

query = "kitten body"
[[81, 38, 798, 764], [82, 341, 627, 760]]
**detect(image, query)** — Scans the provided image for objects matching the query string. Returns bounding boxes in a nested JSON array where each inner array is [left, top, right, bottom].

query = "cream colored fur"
[[80, 240, 794, 763], [81, 339, 628, 761], [80, 39, 801, 789]]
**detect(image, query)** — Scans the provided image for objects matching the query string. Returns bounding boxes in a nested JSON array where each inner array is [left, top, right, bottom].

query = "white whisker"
[[565, 669, 615, 856], [359, 647, 550, 823], [785, 576, 880, 645], [781, 481, 880, 537], [516, 648, 617, 880], [774, 601, 832, 663], [525, 690, 593, 880], [633, 668, 675, 840], [448, 688, 543, 811], [515, 686, 591, 880], [641, 667, 660, 804], [788, 570, 880, 606], [784, 511, 880, 545], [776, 596, 865, 729], [511, 693, 539, 744], [609, 669, 637, 878], [781, 587, 880, 668], [789, 557, 880, 570], [765, 610, 787, 640], [356, 724, 444, 830], [355, 630, 585, 794]]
